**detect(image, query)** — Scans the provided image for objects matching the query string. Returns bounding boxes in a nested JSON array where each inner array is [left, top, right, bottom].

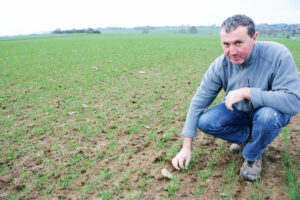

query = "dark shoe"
[[240, 158, 262, 181]]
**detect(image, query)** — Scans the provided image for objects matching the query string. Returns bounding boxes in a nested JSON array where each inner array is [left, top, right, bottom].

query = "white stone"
[[161, 168, 173, 179]]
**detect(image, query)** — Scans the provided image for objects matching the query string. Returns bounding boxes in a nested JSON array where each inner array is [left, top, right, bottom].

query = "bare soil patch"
[[1, 112, 299, 199]]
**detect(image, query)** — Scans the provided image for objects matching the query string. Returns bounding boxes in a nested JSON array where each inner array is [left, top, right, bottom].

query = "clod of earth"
[[132, 175, 139, 182], [0, 175, 13, 184], [14, 178, 25, 191]]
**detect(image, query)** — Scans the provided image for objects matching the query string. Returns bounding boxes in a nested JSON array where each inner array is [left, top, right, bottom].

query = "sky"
[[0, 0, 300, 36]]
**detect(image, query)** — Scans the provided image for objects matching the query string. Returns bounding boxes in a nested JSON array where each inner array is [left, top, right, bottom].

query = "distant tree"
[[52, 28, 101, 34], [178, 27, 186, 34], [188, 26, 198, 34], [52, 29, 62, 34], [87, 28, 93, 33], [266, 29, 274, 36], [93, 30, 101, 34], [291, 26, 296, 37], [142, 28, 149, 34]]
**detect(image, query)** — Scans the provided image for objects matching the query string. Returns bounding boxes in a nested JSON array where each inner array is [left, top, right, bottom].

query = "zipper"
[[239, 65, 245, 88], [240, 65, 251, 111]]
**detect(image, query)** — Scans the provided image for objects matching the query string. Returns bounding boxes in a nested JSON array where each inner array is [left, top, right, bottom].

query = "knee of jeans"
[[198, 113, 218, 132], [254, 107, 279, 125]]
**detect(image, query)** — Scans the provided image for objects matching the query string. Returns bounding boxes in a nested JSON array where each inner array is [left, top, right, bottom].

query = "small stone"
[[14, 178, 25, 191], [212, 171, 222, 178], [32, 165, 43, 174], [161, 168, 173, 179], [199, 181, 206, 187], [28, 123, 35, 128], [155, 174, 164, 180], [68, 112, 76, 116], [139, 70, 146, 74], [274, 154, 281, 160], [123, 160, 129, 166], [148, 173, 155, 178], [220, 193, 228, 198], [145, 125, 150, 129], [0, 174, 13, 183], [35, 159, 42, 165], [205, 178, 212, 184], [34, 158, 43, 165], [132, 175, 139, 182], [54, 174, 61, 179]]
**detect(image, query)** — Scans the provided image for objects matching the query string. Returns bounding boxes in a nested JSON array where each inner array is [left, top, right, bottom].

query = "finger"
[[185, 156, 191, 169], [225, 97, 234, 111], [178, 157, 185, 169], [225, 98, 231, 110], [228, 98, 233, 111], [172, 157, 180, 170]]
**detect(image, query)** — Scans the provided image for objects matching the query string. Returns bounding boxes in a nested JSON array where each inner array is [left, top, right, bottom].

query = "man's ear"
[[252, 32, 258, 44]]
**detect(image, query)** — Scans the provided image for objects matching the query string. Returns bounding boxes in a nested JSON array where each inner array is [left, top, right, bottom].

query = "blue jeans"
[[198, 103, 292, 161]]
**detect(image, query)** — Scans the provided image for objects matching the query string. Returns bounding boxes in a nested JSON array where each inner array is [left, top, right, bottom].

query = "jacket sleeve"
[[182, 60, 223, 138], [251, 50, 300, 116]]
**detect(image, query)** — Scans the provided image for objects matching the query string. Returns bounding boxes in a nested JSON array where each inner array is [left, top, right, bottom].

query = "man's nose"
[[229, 46, 237, 55]]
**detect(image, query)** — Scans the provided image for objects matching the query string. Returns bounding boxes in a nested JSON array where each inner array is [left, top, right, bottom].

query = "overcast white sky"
[[0, 0, 299, 36]]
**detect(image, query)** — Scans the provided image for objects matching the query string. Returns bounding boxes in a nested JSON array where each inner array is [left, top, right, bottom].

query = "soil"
[[0, 112, 299, 200]]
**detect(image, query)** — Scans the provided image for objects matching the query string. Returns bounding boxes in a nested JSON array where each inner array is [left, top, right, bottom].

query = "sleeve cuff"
[[250, 88, 263, 109], [182, 128, 197, 138]]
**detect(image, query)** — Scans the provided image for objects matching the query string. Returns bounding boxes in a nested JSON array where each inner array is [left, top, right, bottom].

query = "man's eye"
[[236, 41, 242, 45]]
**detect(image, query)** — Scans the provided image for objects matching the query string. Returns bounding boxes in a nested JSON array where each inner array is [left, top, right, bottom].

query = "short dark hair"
[[221, 14, 256, 38]]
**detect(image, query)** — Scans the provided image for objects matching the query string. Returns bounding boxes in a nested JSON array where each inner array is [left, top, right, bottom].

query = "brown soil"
[[0, 112, 299, 200]]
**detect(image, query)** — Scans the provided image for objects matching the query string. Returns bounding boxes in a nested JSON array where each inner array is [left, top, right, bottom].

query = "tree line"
[[52, 28, 101, 34], [256, 24, 299, 38]]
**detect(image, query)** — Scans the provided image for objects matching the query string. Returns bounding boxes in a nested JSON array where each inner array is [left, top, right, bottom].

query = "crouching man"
[[172, 14, 300, 181]]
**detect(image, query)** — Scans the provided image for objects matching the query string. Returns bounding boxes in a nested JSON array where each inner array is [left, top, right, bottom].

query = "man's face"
[[220, 26, 257, 65]]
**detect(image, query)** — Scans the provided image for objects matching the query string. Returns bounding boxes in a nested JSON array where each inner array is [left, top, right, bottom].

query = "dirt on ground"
[[0, 112, 299, 200]]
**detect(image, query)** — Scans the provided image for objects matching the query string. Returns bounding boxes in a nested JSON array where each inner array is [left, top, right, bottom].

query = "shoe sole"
[[240, 171, 260, 181]]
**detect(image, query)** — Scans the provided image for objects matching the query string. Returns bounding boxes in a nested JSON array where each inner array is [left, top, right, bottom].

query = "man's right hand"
[[172, 147, 191, 170]]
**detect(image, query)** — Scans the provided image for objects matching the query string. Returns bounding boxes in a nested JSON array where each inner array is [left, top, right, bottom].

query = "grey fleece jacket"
[[182, 41, 300, 138]]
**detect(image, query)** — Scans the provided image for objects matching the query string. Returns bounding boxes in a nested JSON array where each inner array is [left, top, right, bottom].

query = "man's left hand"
[[225, 87, 251, 111]]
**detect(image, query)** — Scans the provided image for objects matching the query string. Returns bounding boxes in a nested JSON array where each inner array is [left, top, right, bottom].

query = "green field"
[[0, 34, 299, 199]]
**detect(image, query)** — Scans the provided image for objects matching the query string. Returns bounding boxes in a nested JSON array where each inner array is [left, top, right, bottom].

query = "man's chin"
[[230, 59, 244, 65]]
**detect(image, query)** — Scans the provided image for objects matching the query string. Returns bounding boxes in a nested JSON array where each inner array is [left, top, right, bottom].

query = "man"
[[172, 14, 300, 181]]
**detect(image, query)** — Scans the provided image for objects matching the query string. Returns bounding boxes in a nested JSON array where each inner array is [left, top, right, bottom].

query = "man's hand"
[[225, 87, 251, 111], [172, 148, 191, 170], [172, 137, 193, 170]]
